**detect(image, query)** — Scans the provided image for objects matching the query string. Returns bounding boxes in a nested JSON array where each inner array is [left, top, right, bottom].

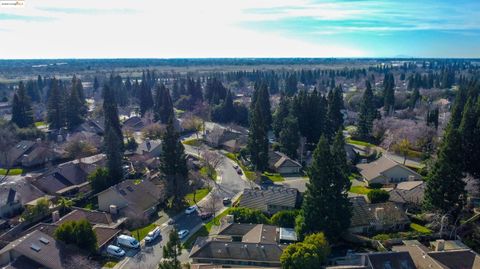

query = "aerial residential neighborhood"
[[0, 1, 480, 269]]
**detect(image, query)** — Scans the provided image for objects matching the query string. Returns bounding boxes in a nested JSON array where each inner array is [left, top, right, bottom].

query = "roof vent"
[[30, 243, 41, 252], [39, 237, 50, 245]]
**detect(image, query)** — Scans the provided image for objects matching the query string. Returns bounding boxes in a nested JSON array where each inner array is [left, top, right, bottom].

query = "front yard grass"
[[200, 166, 217, 181], [346, 138, 374, 148], [349, 185, 372, 195], [410, 223, 432, 234], [102, 260, 118, 268], [263, 172, 284, 182], [184, 188, 211, 206], [34, 121, 46, 127], [0, 168, 23, 176], [129, 223, 157, 241], [182, 138, 203, 147]]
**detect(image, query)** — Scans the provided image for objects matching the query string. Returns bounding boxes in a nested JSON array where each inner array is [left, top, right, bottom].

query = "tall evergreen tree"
[[247, 100, 269, 171], [298, 136, 351, 241], [252, 82, 272, 129], [424, 127, 465, 213], [102, 85, 123, 144], [326, 86, 344, 138], [273, 93, 290, 138], [139, 75, 154, 116], [383, 73, 395, 115], [357, 80, 376, 139], [154, 83, 174, 124], [104, 128, 124, 185], [279, 115, 300, 159], [47, 78, 66, 129], [93, 77, 99, 93], [159, 117, 188, 207], [459, 97, 480, 178], [409, 87, 420, 109], [285, 73, 298, 96], [11, 82, 34, 128], [66, 80, 85, 130]]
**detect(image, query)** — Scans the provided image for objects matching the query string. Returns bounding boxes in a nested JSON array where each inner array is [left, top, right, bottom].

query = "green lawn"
[[200, 166, 217, 181], [410, 223, 432, 234], [34, 121, 46, 127], [349, 186, 372, 195], [183, 208, 233, 249], [348, 173, 361, 181], [184, 188, 210, 206], [263, 172, 284, 182], [102, 261, 118, 268], [130, 223, 157, 241], [346, 138, 374, 147], [182, 138, 203, 147], [0, 168, 23, 176]]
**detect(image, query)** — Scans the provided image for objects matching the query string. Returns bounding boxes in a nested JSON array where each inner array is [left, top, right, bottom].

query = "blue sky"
[[0, 0, 479, 58]]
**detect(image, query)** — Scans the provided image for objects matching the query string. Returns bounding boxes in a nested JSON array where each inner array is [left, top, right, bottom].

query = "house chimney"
[[375, 207, 385, 221], [435, 240, 445, 251], [225, 214, 234, 224], [52, 210, 60, 223], [146, 139, 151, 151]]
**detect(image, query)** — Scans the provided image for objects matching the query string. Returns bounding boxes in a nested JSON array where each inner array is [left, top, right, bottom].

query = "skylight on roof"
[[30, 243, 41, 252], [39, 237, 50, 245]]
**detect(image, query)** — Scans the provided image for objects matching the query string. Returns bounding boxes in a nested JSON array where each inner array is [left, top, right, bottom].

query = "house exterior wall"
[[277, 166, 301, 174], [0, 202, 22, 218], [98, 190, 126, 212], [382, 166, 419, 184]]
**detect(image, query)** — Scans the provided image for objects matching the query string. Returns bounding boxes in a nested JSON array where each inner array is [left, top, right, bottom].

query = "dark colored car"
[[223, 197, 231, 205], [199, 212, 213, 220]]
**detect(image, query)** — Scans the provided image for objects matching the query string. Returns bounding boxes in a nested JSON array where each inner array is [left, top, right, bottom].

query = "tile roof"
[[240, 187, 299, 213]]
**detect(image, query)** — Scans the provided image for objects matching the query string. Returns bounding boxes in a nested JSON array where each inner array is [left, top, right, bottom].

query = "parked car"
[[106, 245, 125, 257], [144, 227, 161, 243], [167, 219, 175, 225], [178, 229, 189, 239], [233, 164, 239, 169], [199, 212, 213, 220], [223, 197, 231, 205], [185, 205, 198, 215], [117, 234, 140, 249], [236, 168, 243, 175]]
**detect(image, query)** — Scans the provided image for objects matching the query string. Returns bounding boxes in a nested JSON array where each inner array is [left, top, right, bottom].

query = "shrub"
[[55, 219, 97, 254], [229, 207, 270, 224], [270, 210, 300, 228], [280, 232, 330, 269], [368, 183, 383, 189], [367, 189, 390, 203]]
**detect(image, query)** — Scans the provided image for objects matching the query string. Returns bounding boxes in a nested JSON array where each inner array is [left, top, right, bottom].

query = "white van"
[[117, 234, 140, 249]]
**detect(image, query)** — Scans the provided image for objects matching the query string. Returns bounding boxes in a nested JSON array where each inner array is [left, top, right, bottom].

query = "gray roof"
[[4, 140, 36, 166], [240, 187, 299, 212], [356, 156, 421, 182], [388, 181, 425, 205], [190, 237, 284, 264], [0, 188, 18, 206], [268, 151, 301, 169], [33, 162, 97, 195], [0, 177, 45, 206], [366, 251, 416, 269]]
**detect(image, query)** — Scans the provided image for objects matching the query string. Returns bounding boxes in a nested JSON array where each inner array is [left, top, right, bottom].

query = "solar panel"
[[126, 186, 134, 192], [30, 243, 41, 252], [39, 237, 50, 245]]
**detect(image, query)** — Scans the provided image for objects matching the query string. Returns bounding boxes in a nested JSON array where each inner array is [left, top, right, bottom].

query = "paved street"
[[116, 138, 251, 269]]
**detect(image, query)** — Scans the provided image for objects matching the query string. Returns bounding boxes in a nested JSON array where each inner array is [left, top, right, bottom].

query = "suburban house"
[[268, 151, 302, 175], [349, 196, 410, 234], [122, 116, 145, 132], [205, 125, 247, 150], [388, 181, 425, 208], [0, 177, 46, 207], [97, 179, 166, 222], [32, 161, 98, 197], [0, 189, 22, 218], [0, 230, 94, 269], [75, 118, 105, 135], [0, 140, 62, 168], [23, 207, 123, 253], [356, 156, 422, 185], [190, 221, 292, 267], [126, 139, 162, 158], [392, 239, 480, 269], [240, 187, 300, 215]]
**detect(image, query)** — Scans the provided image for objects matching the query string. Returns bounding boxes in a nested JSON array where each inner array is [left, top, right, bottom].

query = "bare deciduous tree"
[[181, 112, 203, 139], [142, 123, 166, 140], [200, 148, 224, 180]]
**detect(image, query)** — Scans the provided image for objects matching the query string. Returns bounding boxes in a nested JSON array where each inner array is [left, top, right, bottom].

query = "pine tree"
[[104, 128, 123, 185], [154, 83, 174, 124], [273, 94, 290, 138], [102, 85, 123, 146], [299, 136, 351, 241], [459, 97, 480, 178], [383, 73, 395, 115], [357, 80, 376, 139], [424, 127, 465, 213], [326, 86, 344, 138], [285, 73, 298, 96], [252, 82, 272, 129], [93, 77, 99, 92], [160, 117, 188, 207], [47, 78, 65, 129], [279, 115, 300, 159], [11, 82, 34, 128], [66, 81, 85, 130], [139, 74, 154, 116], [410, 87, 420, 109], [247, 100, 269, 171]]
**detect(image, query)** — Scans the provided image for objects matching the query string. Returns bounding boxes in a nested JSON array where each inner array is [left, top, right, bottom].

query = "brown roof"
[[241, 224, 277, 244], [56, 208, 113, 226], [429, 250, 480, 269], [357, 156, 421, 182], [217, 223, 257, 237], [240, 187, 299, 213], [350, 196, 410, 229], [92, 226, 120, 249], [33, 162, 97, 195], [268, 151, 301, 169]]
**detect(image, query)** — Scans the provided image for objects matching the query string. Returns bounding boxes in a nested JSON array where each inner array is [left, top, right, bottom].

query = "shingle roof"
[[350, 196, 410, 228], [0, 188, 18, 206], [357, 156, 421, 182], [33, 162, 97, 195], [4, 140, 35, 166], [268, 151, 301, 169], [240, 187, 299, 212], [0, 177, 45, 206], [389, 181, 425, 205], [429, 250, 480, 269], [366, 251, 416, 269], [241, 224, 277, 244], [217, 223, 257, 237], [190, 237, 284, 264], [56, 208, 113, 226]]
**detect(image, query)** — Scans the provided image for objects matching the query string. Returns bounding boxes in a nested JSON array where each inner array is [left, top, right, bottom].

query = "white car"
[[178, 229, 189, 239], [185, 205, 198, 215], [117, 234, 140, 249], [106, 245, 125, 257], [144, 227, 161, 243]]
